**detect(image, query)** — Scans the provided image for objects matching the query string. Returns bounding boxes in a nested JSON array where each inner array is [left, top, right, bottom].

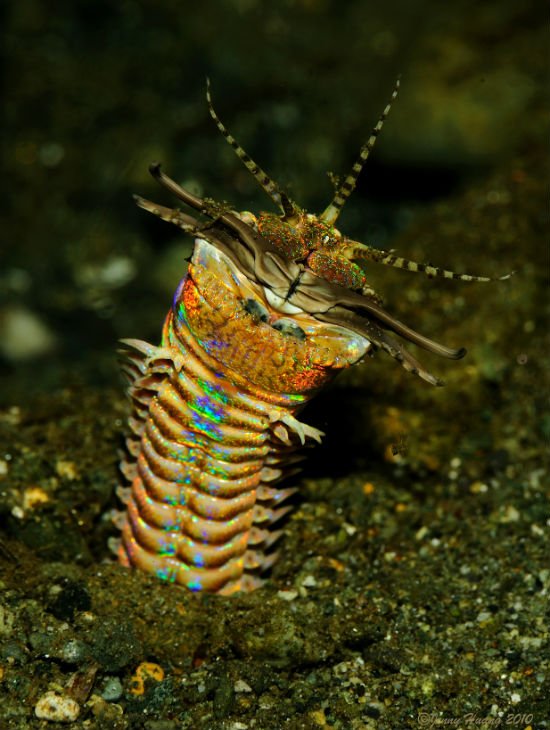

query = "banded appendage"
[[117, 308, 322, 595], [206, 78, 298, 221], [203, 80, 512, 286]]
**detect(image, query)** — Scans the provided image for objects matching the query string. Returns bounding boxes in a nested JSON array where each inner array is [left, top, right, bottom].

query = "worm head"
[[135, 81, 512, 386]]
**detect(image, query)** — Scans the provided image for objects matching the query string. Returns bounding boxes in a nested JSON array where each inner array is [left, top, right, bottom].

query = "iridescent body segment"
[[116, 81, 510, 593]]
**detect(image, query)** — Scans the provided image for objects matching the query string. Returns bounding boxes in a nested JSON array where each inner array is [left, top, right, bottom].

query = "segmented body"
[[116, 81, 509, 593], [118, 239, 369, 594]]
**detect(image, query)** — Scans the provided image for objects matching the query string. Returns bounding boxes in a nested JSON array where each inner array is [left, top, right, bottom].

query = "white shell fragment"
[[35, 691, 80, 723]]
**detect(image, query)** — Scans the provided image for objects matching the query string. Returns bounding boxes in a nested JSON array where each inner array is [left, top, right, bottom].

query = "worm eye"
[[243, 298, 269, 322], [272, 318, 306, 342]]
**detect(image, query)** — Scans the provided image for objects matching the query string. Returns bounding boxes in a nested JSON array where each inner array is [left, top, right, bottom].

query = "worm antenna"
[[148, 162, 211, 214], [342, 241, 514, 282], [206, 79, 298, 221], [321, 77, 400, 226], [134, 194, 199, 233]]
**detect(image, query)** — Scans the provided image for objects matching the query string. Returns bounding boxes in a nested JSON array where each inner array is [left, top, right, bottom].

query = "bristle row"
[[118, 312, 306, 595]]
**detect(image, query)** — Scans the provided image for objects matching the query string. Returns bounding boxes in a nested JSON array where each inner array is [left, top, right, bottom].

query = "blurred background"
[[1, 0, 546, 402]]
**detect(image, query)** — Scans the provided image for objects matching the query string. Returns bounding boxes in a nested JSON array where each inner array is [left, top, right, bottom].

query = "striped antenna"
[[206, 79, 298, 220], [321, 78, 400, 226], [343, 242, 514, 282]]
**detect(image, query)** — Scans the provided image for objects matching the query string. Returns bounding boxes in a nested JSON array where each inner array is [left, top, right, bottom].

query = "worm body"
[[118, 239, 369, 593]]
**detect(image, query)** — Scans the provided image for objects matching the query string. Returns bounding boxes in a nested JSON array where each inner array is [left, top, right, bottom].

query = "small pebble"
[[234, 679, 253, 693], [144, 721, 178, 730], [22, 486, 50, 511], [0, 306, 56, 360], [35, 691, 80, 722], [470, 481, 488, 494], [277, 590, 298, 601], [415, 526, 429, 540], [61, 639, 89, 664], [476, 611, 492, 623], [499, 505, 520, 523], [101, 676, 123, 701], [55, 460, 79, 481]]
